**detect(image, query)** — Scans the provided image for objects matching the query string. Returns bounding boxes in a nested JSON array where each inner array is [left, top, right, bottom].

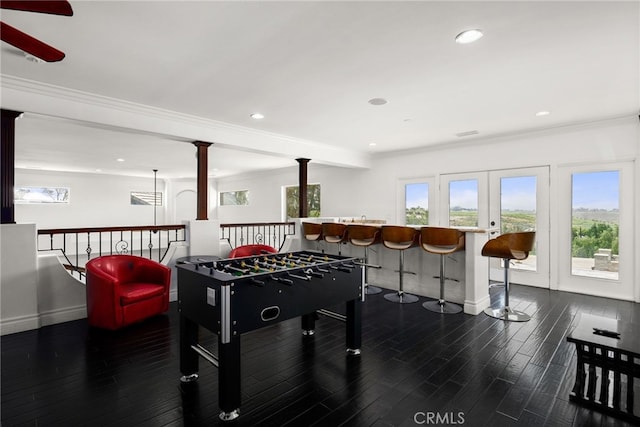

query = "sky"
[[406, 183, 428, 208], [572, 170, 619, 210], [501, 176, 536, 211]]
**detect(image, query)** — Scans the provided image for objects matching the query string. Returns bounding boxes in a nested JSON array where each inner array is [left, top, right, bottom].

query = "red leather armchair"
[[85, 255, 171, 330], [228, 244, 277, 258]]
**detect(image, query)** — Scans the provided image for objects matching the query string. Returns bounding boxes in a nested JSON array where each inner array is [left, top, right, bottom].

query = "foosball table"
[[177, 250, 363, 421]]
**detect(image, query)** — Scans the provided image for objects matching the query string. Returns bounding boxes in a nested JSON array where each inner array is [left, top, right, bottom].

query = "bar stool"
[[381, 225, 419, 304], [482, 231, 536, 322], [322, 222, 348, 255], [302, 222, 323, 252], [346, 224, 383, 295], [420, 227, 465, 314]]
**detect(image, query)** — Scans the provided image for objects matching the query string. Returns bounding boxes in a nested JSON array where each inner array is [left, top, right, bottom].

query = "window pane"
[[449, 179, 478, 226], [286, 185, 320, 219], [571, 171, 619, 280], [405, 183, 428, 225], [15, 186, 70, 204], [220, 190, 249, 206], [501, 176, 536, 271], [131, 191, 162, 206]]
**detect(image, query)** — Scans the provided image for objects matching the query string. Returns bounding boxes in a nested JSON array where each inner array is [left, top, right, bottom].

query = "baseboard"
[[464, 294, 491, 315], [0, 313, 40, 336], [39, 305, 87, 327]]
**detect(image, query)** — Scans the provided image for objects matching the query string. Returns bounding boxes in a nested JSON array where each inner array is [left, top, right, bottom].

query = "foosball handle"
[[271, 275, 293, 286], [250, 278, 265, 287], [307, 270, 324, 278], [287, 272, 310, 281]]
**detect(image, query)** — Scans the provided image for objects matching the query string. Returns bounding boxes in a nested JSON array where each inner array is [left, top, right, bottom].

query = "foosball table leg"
[[179, 315, 200, 382], [346, 298, 362, 355], [218, 334, 241, 421], [301, 313, 316, 336]]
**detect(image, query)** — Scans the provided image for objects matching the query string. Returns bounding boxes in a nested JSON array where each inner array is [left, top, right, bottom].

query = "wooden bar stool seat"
[[420, 227, 465, 314], [322, 222, 348, 255], [302, 222, 323, 252], [482, 231, 536, 322], [381, 225, 419, 304], [347, 224, 382, 295]]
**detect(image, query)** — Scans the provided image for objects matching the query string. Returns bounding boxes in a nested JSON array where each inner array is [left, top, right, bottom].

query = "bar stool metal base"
[[423, 300, 463, 314], [484, 306, 531, 322], [384, 292, 419, 304], [180, 373, 199, 383], [365, 285, 382, 295], [219, 409, 240, 422]]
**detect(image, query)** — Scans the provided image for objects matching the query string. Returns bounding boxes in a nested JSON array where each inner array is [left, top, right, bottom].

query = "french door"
[[440, 166, 550, 288], [488, 167, 550, 287]]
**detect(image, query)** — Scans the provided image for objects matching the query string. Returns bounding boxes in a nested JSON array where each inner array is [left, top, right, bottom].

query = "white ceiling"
[[1, 1, 638, 179]]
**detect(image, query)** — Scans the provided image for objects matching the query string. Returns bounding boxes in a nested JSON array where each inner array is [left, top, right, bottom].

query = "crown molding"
[[0, 74, 371, 169]]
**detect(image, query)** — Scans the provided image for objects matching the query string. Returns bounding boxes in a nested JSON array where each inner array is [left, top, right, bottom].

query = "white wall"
[[215, 164, 370, 223], [15, 169, 168, 228], [1, 224, 39, 334], [361, 117, 639, 224], [215, 116, 640, 301], [215, 117, 638, 225]]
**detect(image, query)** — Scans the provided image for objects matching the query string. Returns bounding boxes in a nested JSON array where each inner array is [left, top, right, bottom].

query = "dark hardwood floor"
[[2, 284, 639, 427]]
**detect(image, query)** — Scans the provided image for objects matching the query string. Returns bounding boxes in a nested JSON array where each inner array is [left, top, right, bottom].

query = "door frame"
[[488, 166, 550, 288], [557, 161, 634, 300]]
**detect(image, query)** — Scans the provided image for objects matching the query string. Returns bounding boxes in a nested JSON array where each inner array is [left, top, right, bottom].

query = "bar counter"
[[288, 219, 495, 315]]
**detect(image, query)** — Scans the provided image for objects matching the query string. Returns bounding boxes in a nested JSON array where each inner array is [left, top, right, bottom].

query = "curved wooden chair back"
[[322, 222, 348, 243], [302, 222, 323, 241], [346, 224, 380, 246], [381, 226, 417, 250], [481, 231, 536, 260], [420, 227, 465, 253]]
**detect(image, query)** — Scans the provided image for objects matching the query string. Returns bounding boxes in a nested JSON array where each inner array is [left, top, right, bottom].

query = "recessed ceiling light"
[[116, 158, 125, 162], [368, 98, 388, 106], [369, 142, 377, 147], [455, 29, 483, 44], [250, 113, 264, 119], [535, 111, 550, 117]]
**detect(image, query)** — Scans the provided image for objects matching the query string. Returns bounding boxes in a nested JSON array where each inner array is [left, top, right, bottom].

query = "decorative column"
[[296, 158, 309, 218], [193, 141, 212, 220], [1, 109, 22, 224]]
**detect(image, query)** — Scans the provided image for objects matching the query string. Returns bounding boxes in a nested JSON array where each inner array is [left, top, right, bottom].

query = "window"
[[405, 183, 429, 225], [131, 191, 162, 206], [571, 171, 619, 280], [219, 190, 249, 206], [285, 184, 320, 219], [15, 186, 69, 204]]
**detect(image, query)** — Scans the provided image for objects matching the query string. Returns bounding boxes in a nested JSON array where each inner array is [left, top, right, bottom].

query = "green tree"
[[571, 221, 618, 257], [406, 206, 428, 225], [286, 185, 321, 219]]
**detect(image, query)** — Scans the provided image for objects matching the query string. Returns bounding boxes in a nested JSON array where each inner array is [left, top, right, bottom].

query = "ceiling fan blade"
[[0, 1, 73, 16], [0, 22, 65, 62]]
